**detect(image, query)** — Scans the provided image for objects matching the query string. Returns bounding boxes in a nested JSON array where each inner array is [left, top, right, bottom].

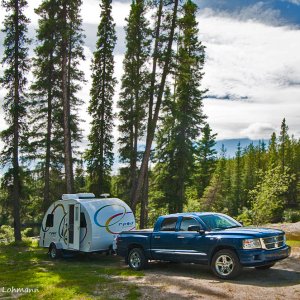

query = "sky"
[[0, 0, 300, 160]]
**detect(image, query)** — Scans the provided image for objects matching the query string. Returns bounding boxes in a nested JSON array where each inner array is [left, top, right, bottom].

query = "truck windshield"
[[199, 214, 242, 231]]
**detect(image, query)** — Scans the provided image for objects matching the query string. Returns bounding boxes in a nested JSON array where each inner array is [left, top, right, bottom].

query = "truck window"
[[46, 214, 54, 227], [160, 217, 177, 231], [179, 217, 200, 231]]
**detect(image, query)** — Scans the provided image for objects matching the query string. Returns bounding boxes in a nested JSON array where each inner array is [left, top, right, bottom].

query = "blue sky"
[[0, 0, 300, 161]]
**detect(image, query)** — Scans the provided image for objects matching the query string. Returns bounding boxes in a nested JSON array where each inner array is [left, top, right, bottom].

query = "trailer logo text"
[[94, 204, 135, 234]]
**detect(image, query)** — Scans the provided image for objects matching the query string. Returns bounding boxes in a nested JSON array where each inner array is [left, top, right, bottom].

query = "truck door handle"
[[177, 236, 185, 239], [154, 236, 160, 239]]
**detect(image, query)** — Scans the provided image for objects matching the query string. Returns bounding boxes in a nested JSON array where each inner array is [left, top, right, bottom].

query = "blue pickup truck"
[[116, 212, 291, 279]]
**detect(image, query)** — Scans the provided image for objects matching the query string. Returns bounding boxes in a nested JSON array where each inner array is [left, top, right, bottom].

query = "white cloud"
[[199, 11, 300, 139], [81, 0, 130, 27], [1, 0, 300, 153]]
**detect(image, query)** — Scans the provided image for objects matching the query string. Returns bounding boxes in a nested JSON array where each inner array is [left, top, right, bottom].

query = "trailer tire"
[[49, 244, 62, 259], [211, 249, 242, 279], [128, 248, 148, 271]]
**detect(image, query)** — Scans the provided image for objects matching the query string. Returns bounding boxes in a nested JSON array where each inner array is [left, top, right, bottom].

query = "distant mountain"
[[215, 138, 268, 157]]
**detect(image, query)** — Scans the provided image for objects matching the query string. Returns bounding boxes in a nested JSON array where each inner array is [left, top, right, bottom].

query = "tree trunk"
[[130, 0, 163, 211], [139, 166, 149, 228], [62, 2, 74, 193], [13, 0, 22, 241], [131, 0, 179, 211], [43, 49, 54, 212]]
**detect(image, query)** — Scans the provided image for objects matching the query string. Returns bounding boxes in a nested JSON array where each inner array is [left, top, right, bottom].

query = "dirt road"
[[116, 247, 300, 300]]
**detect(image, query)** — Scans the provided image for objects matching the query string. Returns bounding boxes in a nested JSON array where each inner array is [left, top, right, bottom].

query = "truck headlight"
[[243, 238, 262, 249]]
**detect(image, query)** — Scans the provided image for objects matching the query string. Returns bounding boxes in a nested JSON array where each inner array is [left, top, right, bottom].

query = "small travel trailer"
[[39, 193, 136, 258]]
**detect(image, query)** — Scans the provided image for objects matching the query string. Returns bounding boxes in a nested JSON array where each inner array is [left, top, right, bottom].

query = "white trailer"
[[39, 193, 135, 258]]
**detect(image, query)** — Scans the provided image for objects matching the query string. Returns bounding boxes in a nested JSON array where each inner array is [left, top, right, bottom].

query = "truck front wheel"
[[128, 248, 148, 271], [211, 249, 242, 279]]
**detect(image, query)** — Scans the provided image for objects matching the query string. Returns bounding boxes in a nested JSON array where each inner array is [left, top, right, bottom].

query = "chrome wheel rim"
[[50, 248, 56, 258], [215, 255, 234, 276], [130, 252, 141, 269]]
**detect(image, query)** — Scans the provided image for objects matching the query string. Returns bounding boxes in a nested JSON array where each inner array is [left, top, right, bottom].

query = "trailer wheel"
[[128, 248, 148, 271], [211, 249, 242, 279], [255, 263, 275, 270], [49, 244, 62, 259]]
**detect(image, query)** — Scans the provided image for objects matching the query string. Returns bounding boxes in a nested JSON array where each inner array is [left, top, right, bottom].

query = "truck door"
[[151, 217, 178, 260], [174, 216, 208, 262], [68, 203, 80, 250]]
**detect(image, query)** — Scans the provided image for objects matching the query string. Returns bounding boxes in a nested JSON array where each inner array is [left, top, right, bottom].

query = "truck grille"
[[261, 235, 285, 250]]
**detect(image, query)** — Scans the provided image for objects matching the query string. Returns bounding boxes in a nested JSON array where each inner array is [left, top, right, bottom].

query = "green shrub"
[[283, 209, 300, 223], [0, 225, 33, 243], [237, 207, 253, 226], [0, 225, 14, 243]]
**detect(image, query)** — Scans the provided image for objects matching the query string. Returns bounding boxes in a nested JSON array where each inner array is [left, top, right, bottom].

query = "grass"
[[286, 239, 300, 247], [0, 239, 143, 300]]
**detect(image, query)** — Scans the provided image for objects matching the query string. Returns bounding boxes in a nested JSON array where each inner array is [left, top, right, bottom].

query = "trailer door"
[[68, 204, 81, 250]]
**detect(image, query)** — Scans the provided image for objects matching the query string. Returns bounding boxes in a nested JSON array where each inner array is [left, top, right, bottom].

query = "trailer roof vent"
[[62, 194, 78, 200], [100, 193, 110, 198], [62, 193, 95, 200], [77, 193, 95, 199]]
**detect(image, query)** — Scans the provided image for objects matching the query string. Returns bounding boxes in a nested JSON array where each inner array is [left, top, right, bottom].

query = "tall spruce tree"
[[57, 0, 85, 193], [131, 0, 179, 210], [29, 0, 61, 212], [232, 142, 243, 214], [154, 0, 206, 213], [195, 123, 217, 198], [0, 0, 30, 241], [85, 0, 116, 196], [118, 0, 151, 227]]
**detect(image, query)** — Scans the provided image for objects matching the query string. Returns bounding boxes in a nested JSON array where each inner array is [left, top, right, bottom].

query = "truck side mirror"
[[188, 225, 205, 234]]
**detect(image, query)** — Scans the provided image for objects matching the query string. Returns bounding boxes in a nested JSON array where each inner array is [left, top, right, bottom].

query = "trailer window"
[[160, 217, 177, 231], [46, 214, 54, 227], [80, 212, 87, 228]]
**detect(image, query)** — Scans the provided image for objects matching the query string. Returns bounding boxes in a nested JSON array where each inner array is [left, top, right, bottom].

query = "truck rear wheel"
[[128, 248, 148, 271], [211, 249, 242, 279]]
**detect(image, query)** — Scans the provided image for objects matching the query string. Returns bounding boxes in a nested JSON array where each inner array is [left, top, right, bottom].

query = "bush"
[[283, 209, 300, 223], [0, 225, 33, 244], [0, 225, 14, 243], [237, 207, 253, 226]]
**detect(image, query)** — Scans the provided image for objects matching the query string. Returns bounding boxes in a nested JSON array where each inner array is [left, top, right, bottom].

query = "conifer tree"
[[58, 0, 85, 193], [232, 142, 243, 214], [131, 0, 179, 210], [154, 0, 206, 213], [29, 0, 60, 212], [195, 123, 217, 198], [0, 0, 30, 241], [268, 132, 278, 167], [86, 0, 116, 196], [118, 0, 151, 204]]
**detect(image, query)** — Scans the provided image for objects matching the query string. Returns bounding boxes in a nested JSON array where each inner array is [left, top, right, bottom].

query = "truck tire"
[[211, 249, 242, 279], [128, 248, 148, 271], [49, 244, 62, 259], [255, 263, 275, 270]]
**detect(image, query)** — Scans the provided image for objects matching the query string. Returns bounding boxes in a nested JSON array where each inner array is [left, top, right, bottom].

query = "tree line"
[[0, 0, 299, 241]]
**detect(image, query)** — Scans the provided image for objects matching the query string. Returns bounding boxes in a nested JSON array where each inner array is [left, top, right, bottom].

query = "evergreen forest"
[[1, 0, 300, 241]]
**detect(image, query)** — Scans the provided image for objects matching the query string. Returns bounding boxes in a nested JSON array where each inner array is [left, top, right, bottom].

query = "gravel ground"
[[115, 223, 300, 300], [116, 247, 300, 300]]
